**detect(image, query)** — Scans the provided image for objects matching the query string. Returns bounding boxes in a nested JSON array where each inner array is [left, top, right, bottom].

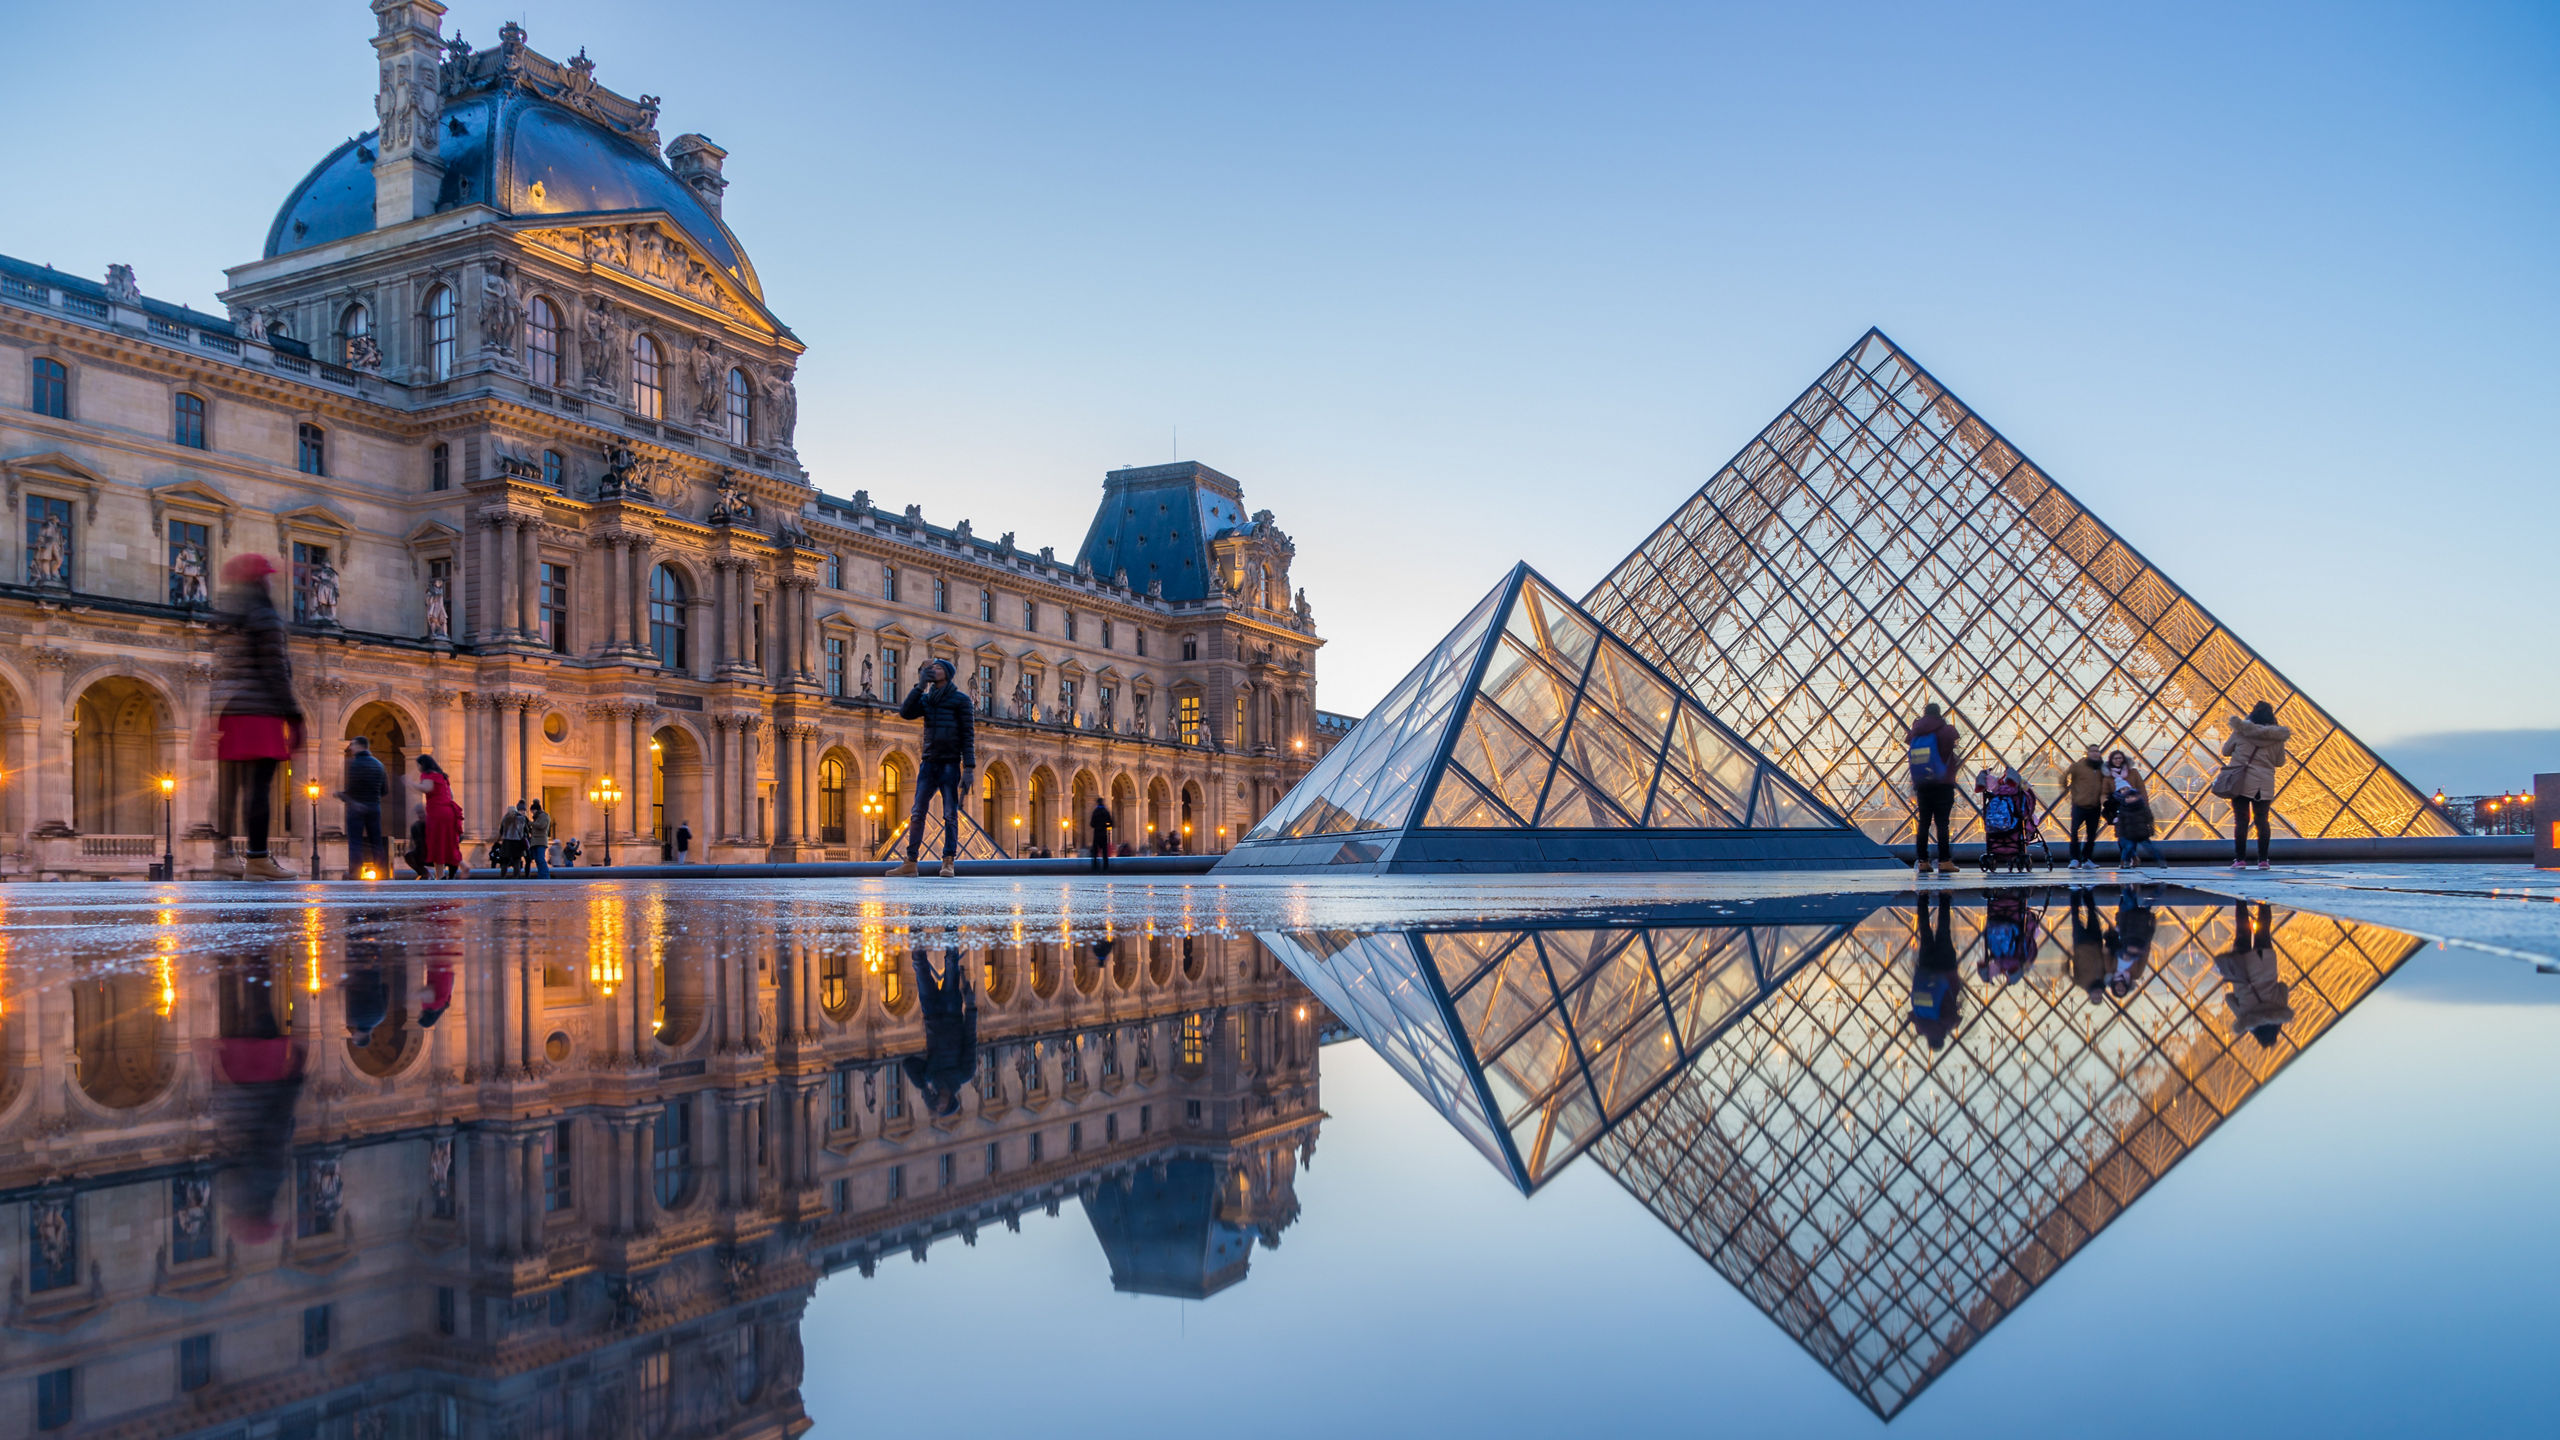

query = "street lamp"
[[589, 775, 622, 866], [157, 775, 175, 881], [305, 780, 322, 878]]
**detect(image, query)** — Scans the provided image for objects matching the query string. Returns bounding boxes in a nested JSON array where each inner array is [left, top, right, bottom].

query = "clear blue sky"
[[6, 2, 2553, 782]]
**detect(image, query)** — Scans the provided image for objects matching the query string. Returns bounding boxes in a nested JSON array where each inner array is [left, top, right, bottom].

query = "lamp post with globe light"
[[589, 776, 621, 866], [157, 775, 175, 880], [305, 780, 322, 878]]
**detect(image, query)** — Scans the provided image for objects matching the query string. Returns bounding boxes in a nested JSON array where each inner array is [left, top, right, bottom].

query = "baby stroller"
[[1976, 773, 2053, 874]]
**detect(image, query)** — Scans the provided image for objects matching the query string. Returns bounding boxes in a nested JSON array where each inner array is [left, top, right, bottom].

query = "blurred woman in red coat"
[[212, 554, 304, 880], [413, 754, 465, 878]]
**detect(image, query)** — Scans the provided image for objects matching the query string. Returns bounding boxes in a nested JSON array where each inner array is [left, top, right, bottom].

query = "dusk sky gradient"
[[5, 2, 2552, 787]]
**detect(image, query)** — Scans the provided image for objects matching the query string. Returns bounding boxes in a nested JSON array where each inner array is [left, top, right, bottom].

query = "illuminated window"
[[820, 756, 846, 841], [527, 296, 559, 386], [1178, 695, 1202, 746], [1236, 695, 1248, 745], [630, 334, 663, 419], [424, 285, 454, 380], [1180, 1013, 1205, 1066]]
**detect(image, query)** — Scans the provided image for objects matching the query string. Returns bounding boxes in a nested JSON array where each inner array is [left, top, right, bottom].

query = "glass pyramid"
[[872, 807, 1010, 861], [1264, 896, 2426, 1417], [1582, 330, 2455, 845], [1224, 564, 1892, 872]]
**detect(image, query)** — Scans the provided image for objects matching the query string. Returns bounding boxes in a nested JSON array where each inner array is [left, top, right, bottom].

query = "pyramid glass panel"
[[1582, 329, 2455, 845], [1224, 564, 1895, 873], [1271, 897, 2425, 1418]]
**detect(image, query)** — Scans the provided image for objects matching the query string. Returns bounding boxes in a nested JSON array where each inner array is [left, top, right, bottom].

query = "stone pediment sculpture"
[[527, 223, 740, 317], [479, 259, 523, 360], [598, 445, 655, 503], [687, 336, 724, 426], [707, 473, 754, 526], [759, 363, 799, 451], [104, 264, 142, 305], [954, 519, 973, 545], [490, 438, 544, 482], [345, 333, 383, 372]]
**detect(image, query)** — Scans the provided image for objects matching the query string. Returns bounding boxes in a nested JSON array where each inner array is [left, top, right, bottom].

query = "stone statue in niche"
[[171, 541, 209, 606], [28, 512, 67, 587], [306, 559, 342, 625], [859, 655, 874, 699], [760, 363, 799, 449], [578, 297, 618, 391], [345, 333, 383, 372], [688, 336, 723, 426], [1294, 587, 1312, 625], [479, 260, 523, 357], [104, 263, 141, 305], [424, 576, 451, 641], [706, 474, 754, 526]]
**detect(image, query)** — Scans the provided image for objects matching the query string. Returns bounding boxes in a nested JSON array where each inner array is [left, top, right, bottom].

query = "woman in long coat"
[[2221, 701, 2293, 871], [414, 754, 465, 878], [212, 554, 303, 880]]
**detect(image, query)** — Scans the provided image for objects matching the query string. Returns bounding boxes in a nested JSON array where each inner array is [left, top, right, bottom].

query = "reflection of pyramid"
[[1585, 331, 2453, 844], [1272, 899, 2425, 1417], [1222, 564, 1895, 872], [1258, 901, 1874, 1189]]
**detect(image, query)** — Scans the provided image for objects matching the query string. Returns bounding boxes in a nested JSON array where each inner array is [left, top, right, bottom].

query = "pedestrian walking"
[[413, 755, 464, 878], [1088, 797, 1115, 872], [524, 799, 553, 878], [2061, 743, 2109, 870], [891, 659, 975, 877], [2216, 900, 2294, 1047], [2216, 701, 2291, 871], [1905, 702, 1963, 877], [209, 555, 304, 881], [2104, 751, 2167, 869], [497, 801, 528, 877], [339, 735, 390, 878], [675, 820, 692, 864]]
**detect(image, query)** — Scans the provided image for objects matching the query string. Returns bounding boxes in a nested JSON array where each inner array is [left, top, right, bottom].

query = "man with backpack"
[[1906, 703, 1964, 877], [2061, 744, 2109, 870]]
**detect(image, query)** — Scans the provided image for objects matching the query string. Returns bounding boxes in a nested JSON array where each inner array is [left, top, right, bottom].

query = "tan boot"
[[1936, 860, 1959, 873], [889, 859, 918, 877], [215, 851, 246, 879], [243, 854, 291, 881], [938, 859, 957, 878]]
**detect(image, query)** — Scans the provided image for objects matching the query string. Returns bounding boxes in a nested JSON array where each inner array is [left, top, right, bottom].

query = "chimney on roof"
[[369, 0, 450, 227], [668, 134, 729, 217]]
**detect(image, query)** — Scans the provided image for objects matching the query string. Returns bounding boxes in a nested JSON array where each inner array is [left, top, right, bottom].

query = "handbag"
[[2209, 757, 2249, 800]]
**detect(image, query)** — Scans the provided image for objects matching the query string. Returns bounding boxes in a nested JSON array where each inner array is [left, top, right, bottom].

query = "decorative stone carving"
[[104, 264, 142, 305], [578, 296, 620, 392], [345, 332, 383, 372], [688, 336, 723, 426], [171, 541, 209, 606], [773, 515, 811, 549], [953, 519, 972, 545], [479, 259, 523, 358], [598, 446, 655, 503], [759, 363, 798, 450], [230, 306, 268, 344], [706, 474, 754, 527], [304, 558, 342, 625], [28, 511, 67, 587], [424, 576, 451, 641]]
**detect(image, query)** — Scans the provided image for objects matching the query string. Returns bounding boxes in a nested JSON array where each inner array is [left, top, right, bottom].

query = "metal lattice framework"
[[1584, 331, 2454, 844], [1589, 899, 2423, 1415]]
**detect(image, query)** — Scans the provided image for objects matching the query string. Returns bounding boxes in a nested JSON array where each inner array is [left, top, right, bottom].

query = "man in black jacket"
[[338, 737, 390, 879], [1087, 797, 1115, 872], [892, 659, 975, 876]]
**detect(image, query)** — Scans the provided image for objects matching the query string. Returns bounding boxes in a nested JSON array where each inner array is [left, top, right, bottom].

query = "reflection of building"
[[1582, 331, 2451, 845], [1271, 895, 2423, 1416], [0, 3, 1319, 879], [0, 895, 1322, 1434]]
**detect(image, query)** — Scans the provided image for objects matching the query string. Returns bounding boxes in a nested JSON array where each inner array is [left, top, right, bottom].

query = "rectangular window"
[[542, 449, 563, 489], [1023, 599, 1037, 631], [985, 1141, 1001, 1176], [974, 662, 998, 712], [828, 1069, 851, 1130], [933, 576, 948, 612], [174, 392, 206, 448], [1236, 696, 1249, 745], [1181, 1013, 1206, 1065], [1028, 1131, 1044, 1164], [179, 1334, 213, 1392], [291, 542, 329, 624], [825, 553, 842, 590], [296, 422, 326, 476], [1064, 609, 1078, 643], [166, 521, 209, 607], [1182, 634, 1199, 660], [832, 1178, 851, 1214], [887, 1164, 904, 1201], [1178, 695, 1202, 746], [1106, 1112, 1118, 1143], [652, 1099, 691, 1209], [1186, 1099, 1203, 1125], [825, 636, 846, 697], [753, 603, 766, 670], [979, 588, 994, 621], [36, 1368, 71, 1431], [1069, 1121, 1083, 1154], [437, 1286, 457, 1336], [1140, 1103, 1152, 1135], [430, 441, 451, 492], [542, 1120, 573, 1213], [1135, 628, 1147, 657], [171, 1175, 216, 1263], [539, 562, 571, 653], [23, 495, 72, 588], [295, 1157, 336, 1238], [30, 357, 67, 419], [881, 563, 898, 602], [881, 647, 903, 698], [884, 1072, 905, 1121], [303, 1304, 332, 1358], [1101, 619, 1113, 650], [937, 1153, 954, 1189], [1098, 685, 1115, 725]]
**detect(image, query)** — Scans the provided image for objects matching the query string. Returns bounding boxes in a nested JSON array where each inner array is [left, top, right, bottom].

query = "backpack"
[[1982, 792, 2021, 832], [1908, 730, 1948, 784]]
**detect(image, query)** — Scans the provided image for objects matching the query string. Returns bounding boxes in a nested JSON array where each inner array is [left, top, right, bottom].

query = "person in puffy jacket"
[[2216, 900, 2294, 1046], [892, 659, 976, 876], [1906, 704, 1964, 876], [2222, 702, 2292, 871], [2061, 744, 2109, 870]]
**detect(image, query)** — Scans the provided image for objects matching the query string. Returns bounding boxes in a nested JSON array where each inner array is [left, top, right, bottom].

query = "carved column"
[[630, 707, 656, 853], [492, 693, 515, 817], [709, 715, 732, 842], [514, 515, 537, 642], [475, 513, 502, 642], [495, 515, 519, 642], [600, 536, 626, 653], [710, 558, 732, 671], [740, 716, 761, 844], [515, 694, 533, 806], [736, 567, 757, 675], [772, 723, 798, 848], [627, 540, 651, 665], [797, 579, 817, 681]]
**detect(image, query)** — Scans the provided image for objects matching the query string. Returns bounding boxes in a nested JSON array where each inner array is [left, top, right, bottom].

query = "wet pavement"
[[0, 869, 2551, 1436]]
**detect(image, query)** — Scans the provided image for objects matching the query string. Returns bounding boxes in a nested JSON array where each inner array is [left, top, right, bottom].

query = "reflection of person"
[[210, 948, 307, 1242], [2069, 886, 2110, 1001], [213, 554, 305, 881], [1908, 892, 1963, 1049], [901, 947, 978, 1117], [1088, 798, 1115, 872], [2217, 901, 2294, 1047], [2105, 886, 2158, 997], [414, 755, 464, 878], [892, 659, 975, 877]]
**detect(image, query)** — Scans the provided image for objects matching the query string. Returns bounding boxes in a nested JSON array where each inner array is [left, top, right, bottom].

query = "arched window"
[[30, 357, 67, 419], [423, 286, 454, 380], [173, 392, 206, 449], [820, 757, 846, 843], [339, 303, 369, 365], [648, 564, 688, 669], [724, 367, 752, 446], [526, 296, 559, 387], [297, 423, 327, 477], [631, 334, 663, 419]]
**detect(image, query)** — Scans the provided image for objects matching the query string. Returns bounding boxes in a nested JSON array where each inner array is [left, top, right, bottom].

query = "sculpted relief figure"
[[345, 332, 383, 372], [578, 298, 618, 391], [688, 337, 722, 425], [760, 364, 799, 450], [424, 575, 451, 641], [28, 512, 66, 587], [104, 263, 141, 305], [171, 541, 209, 606], [305, 558, 342, 625], [479, 260, 523, 357], [706, 474, 754, 527]]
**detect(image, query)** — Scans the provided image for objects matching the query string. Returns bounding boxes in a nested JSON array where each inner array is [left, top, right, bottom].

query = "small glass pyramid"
[[1223, 564, 1894, 872]]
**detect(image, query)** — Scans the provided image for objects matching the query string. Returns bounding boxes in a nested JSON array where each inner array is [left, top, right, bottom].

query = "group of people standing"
[[1905, 699, 2294, 874]]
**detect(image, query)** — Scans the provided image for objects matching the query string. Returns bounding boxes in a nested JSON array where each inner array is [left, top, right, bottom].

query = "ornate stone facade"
[[0, 6, 1321, 877]]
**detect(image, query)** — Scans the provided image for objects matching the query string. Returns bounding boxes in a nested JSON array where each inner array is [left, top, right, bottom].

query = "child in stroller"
[[1975, 765, 2051, 873]]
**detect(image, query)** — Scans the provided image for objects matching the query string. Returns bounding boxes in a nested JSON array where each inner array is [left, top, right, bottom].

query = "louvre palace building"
[[0, 0, 1325, 878]]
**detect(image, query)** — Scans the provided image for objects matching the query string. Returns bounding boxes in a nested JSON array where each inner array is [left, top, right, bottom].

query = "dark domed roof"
[[263, 88, 760, 302]]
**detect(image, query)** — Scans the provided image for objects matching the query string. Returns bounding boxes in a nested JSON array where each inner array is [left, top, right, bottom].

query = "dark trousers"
[[1914, 783, 1956, 863], [2230, 797, 2270, 861], [906, 758, 965, 859], [2068, 803, 2105, 862], [223, 758, 281, 855], [344, 802, 385, 877], [1090, 830, 1111, 870]]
